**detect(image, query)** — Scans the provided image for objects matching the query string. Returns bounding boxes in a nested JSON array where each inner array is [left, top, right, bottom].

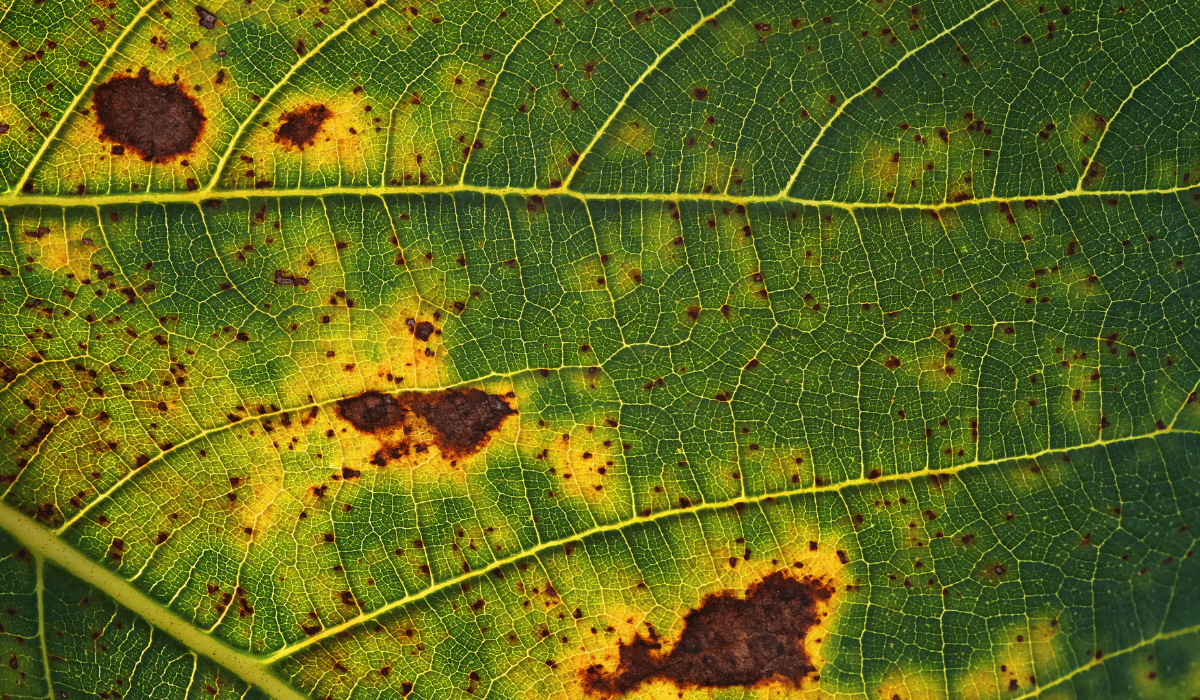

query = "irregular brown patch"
[[195, 5, 218, 29], [337, 389, 516, 463], [582, 571, 832, 696], [92, 68, 205, 162], [275, 104, 330, 150], [273, 270, 310, 286]]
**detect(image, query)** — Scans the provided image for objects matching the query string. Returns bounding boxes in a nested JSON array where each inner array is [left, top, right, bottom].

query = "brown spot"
[[92, 68, 205, 162], [581, 571, 833, 696], [337, 389, 517, 462], [406, 318, 436, 341], [883, 356, 901, 370], [692, 87, 709, 101], [275, 104, 330, 150], [273, 270, 310, 286], [195, 5, 218, 29]]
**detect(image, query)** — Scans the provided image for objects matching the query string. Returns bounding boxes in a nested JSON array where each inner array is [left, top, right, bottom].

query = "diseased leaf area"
[[1, 0, 1199, 698]]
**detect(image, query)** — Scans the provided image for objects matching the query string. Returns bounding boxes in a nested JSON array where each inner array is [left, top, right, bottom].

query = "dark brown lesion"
[[195, 5, 218, 29], [405, 318, 435, 341], [581, 571, 833, 697], [336, 389, 517, 463], [275, 104, 331, 150], [92, 68, 205, 162]]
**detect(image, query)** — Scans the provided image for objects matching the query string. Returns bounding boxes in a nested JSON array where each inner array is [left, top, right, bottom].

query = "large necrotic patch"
[[93, 67, 205, 161], [337, 389, 517, 464], [583, 571, 833, 696]]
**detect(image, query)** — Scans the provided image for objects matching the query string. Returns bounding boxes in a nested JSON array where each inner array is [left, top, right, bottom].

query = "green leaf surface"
[[1, 0, 1198, 698]]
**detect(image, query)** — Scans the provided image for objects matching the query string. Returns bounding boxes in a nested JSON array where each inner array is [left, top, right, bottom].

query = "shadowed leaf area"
[[0, 0, 1198, 699]]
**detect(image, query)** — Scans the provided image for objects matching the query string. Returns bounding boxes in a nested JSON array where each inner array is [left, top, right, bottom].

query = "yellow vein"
[[781, 0, 1005, 195], [0, 502, 308, 700], [11, 0, 159, 195], [35, 557, 56, 700], [1013, 623, 1200, 699], [4, 182, 1197, 211], [204, 0, 391, 190], [459, 0, 571, 186], [561, 0, 737, 189], [0, 0, 16, 34], [263, 425, 1194, 662], [1073, 30, 1200, 193]]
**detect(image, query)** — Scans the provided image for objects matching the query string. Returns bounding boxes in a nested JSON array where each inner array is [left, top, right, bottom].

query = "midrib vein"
[[0, 500, 308, 700], [1, 182, 1196, 211]]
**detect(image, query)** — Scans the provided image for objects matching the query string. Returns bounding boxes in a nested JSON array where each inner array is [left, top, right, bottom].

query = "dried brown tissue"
[[582, 570, 834, 696]]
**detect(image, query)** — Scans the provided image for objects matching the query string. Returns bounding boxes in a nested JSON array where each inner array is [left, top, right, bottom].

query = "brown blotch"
[[337, 389, 516, 463], [273, 270, 310, 286], [275, 104, 330, 150], [406, 318, 435, 341], [195, 5, 218, 29], [92, 67, 205, 162], [581, 571, 833, 696]]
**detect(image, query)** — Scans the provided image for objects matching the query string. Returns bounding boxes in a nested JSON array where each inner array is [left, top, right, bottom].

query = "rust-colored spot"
[[337, 389, 516, 463], [92, 67, 204, 162], [582, 571, 833, 696], [275, 104, 330, 150]]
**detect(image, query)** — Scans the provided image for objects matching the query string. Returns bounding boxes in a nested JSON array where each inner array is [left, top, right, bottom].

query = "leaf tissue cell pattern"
[[0, 0, 1198, 699]]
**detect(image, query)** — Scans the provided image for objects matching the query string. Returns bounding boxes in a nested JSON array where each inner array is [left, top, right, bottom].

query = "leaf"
[[0, 0, 1198, 698]]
